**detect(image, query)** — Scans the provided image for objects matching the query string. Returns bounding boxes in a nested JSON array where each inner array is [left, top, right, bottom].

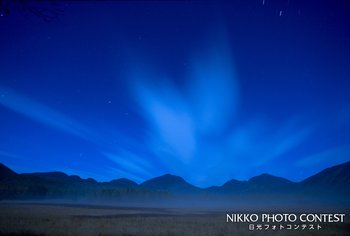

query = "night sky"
[[0, 1, 350, 187]]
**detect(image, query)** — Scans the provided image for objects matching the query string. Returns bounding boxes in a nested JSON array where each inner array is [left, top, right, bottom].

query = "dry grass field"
[[0, 202, 349, 236]]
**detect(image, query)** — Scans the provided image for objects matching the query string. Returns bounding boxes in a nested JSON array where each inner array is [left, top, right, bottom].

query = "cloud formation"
[[0, 86, 90, 139], [127, 33, 319, 186], [134, 79, 196, 163]]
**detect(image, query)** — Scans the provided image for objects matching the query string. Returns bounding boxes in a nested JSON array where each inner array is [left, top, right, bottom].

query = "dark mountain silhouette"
[[140, 174, 200, 193], [221, 179, 246, 190], [21, 172, 81, 183], [301, 161, 350, 192], [0, 161, 349, 208], [108, 178, 138, 188], [209, 174, 294, 194], [212, 179, 247, 194], [246, 173, 294, 191], [248, 173, 292, 186], [0, 163, 17, 180]]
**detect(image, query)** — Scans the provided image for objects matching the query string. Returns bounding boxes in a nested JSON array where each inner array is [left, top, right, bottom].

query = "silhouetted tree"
[[0, 0, 63, 21]]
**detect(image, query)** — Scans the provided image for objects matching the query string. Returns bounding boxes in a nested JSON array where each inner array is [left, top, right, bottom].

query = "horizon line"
[[1, 160, 349, 189]]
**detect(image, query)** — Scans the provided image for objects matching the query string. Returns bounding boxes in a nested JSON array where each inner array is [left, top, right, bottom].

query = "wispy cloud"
[[223, 118, 315, 179], [0, 150, 22, 159], [187, 35, 238, 136], [122, 32, 255, 186], [297, 146, 350, 167], [133, 79, 196, 163], [0, 86, 160, 182], [255, 124, 314, 166], [129, 32, 238, 167], [126, 31, 318, 186], [0, 86, 91, 139], [103, 150, 156, 180]]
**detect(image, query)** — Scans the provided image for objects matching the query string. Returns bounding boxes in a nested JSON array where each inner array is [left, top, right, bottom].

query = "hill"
[[0, 161, 349, 209]]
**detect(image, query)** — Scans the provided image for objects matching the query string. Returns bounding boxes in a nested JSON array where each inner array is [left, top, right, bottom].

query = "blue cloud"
[[187, 35, 239, 136], [125, 33, 243, 185], [0, 86, 161, 181], [133, 79, 196, 164], [297, 146, 350, 167], [103, 151, 156, 181], [0, 86, 91, 139]]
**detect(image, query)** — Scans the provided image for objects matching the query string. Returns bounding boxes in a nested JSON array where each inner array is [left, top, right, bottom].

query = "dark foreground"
[[0, 202, 349, 236]]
